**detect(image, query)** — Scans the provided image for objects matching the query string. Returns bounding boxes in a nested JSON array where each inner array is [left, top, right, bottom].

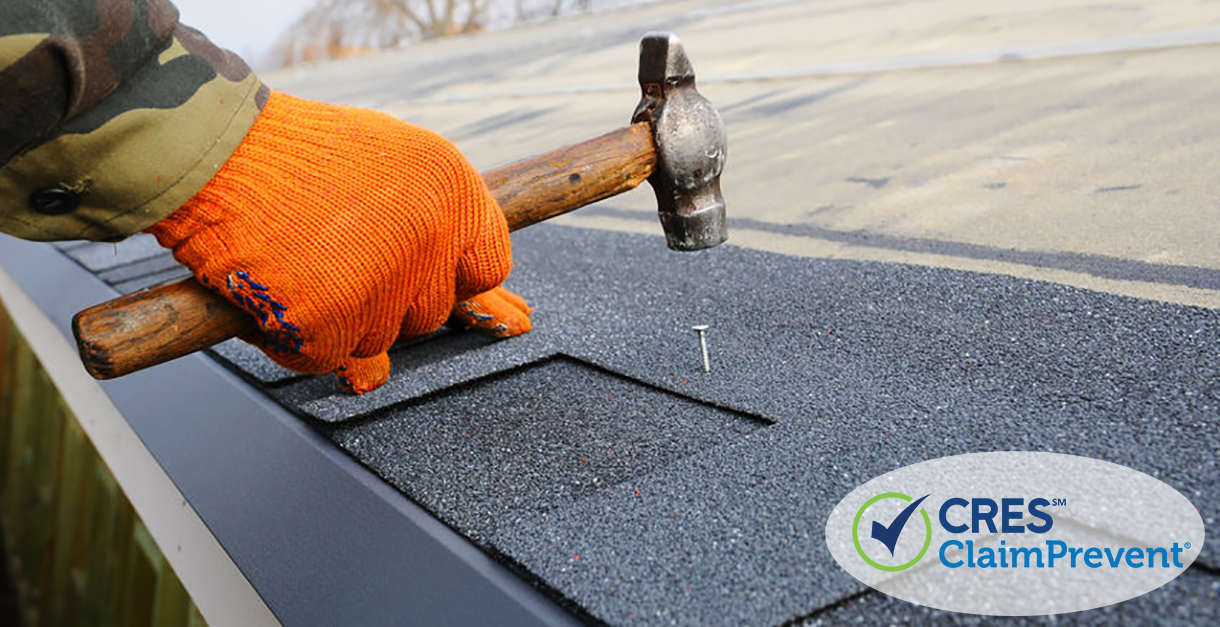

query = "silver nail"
[[692, 324, 710, 372]]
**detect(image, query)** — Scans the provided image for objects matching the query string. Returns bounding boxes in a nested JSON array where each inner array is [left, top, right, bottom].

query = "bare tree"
[[277, 0, 494, 66], [515, 0, 591, 22], [376, 0, 493, 38], [275, 0, 598, 67]]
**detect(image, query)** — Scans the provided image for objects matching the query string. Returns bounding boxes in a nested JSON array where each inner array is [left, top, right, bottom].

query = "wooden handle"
[[73, 123, 656, 380]]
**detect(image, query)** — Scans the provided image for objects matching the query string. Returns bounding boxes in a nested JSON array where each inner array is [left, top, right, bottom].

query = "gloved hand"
[[146, 91, 531, 394]]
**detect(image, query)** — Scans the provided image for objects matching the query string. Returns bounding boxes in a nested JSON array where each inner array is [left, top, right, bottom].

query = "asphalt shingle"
[[63, 233, 166, 272], [799, 567, 1220, 625], [66, 221, 1220, 623], [299, 224, 1218, 624]]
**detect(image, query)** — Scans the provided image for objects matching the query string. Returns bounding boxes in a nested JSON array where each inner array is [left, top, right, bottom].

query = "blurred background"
[[175, 0, 656, 69]]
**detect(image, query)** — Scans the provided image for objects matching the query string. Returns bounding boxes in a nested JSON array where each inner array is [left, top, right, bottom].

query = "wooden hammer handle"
[[73, 123, 656, 380]]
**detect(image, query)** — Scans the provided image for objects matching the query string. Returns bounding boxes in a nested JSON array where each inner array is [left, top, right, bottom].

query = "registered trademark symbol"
[[1185, 542, 1191, 549]]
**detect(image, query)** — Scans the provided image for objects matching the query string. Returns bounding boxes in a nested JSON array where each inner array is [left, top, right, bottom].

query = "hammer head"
[[633, 32, 728, 251]]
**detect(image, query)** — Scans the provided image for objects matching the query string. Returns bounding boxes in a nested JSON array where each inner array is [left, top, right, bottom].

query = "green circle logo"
[[852, 492, 932, 572]]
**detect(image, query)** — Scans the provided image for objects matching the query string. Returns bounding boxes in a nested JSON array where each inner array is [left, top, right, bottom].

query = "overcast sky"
[[174, 0, 316, 66]]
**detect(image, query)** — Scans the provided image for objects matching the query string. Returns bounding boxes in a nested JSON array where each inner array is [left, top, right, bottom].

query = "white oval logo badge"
[[825, 452, 1204, 615]]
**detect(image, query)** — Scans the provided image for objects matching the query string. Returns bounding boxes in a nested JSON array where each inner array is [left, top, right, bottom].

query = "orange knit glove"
[[146, 91, 531, 394]]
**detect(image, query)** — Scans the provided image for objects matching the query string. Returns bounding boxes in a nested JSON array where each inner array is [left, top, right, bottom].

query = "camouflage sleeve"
[[0, 0, 268, 241]]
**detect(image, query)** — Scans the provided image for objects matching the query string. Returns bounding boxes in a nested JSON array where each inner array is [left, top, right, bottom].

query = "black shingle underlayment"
[[68, 224, 1219, 624]]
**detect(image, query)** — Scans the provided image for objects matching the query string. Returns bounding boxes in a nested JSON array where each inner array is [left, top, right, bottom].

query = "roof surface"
[[56, 223, 1220, 624], [44, 0, 1220, 623]]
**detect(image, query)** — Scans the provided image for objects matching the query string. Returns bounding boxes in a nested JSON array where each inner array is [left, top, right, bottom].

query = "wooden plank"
[[80, 459, 121, 627], [186, 601, 208, 627], [0, 317, 12, 479], [123, 521, 161, 627], [3, 340, 38, 597], [105, 495, 136, 627], [153, 564, 190, 627], [26, 367, 65, 622], [46, 405, 89, 627]]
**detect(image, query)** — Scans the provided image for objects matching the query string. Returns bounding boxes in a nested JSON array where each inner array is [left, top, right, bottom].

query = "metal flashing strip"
[[0, 235, 576, 627]]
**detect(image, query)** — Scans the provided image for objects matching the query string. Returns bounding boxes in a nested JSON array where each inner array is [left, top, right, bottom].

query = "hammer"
[[72, 32, 728, 380]]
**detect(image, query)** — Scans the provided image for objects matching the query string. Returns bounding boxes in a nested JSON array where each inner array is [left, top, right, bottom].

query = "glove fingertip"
[[495, 286, 533, 315], [453, 290, 532, 339], [336, 353, 391, 395], [493, 298, 532, 337]]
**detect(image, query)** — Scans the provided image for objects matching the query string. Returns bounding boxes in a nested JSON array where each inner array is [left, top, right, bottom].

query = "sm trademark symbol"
[[1052, 498, 1068, 506]]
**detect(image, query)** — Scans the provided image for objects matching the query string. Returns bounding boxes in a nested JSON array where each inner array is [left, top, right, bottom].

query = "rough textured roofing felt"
[[57, 223, 1219, 624]]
